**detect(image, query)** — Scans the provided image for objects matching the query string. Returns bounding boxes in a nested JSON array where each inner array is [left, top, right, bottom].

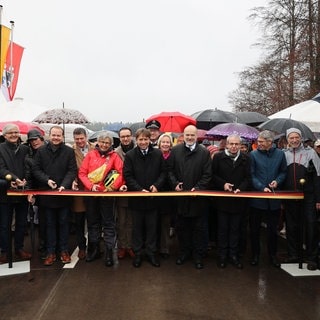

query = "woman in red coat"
[[79, 132, 124, 267]]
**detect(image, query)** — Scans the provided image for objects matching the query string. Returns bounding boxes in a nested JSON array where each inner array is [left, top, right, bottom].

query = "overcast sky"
[[0, 0, 267, 123]]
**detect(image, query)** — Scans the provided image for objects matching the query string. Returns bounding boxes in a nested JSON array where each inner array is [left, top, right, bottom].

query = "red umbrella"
[[0, 121, 45, 135], [146, 111, 197, 133]]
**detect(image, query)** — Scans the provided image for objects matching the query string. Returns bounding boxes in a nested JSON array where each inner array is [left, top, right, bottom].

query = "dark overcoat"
[[167, 143, 212, 217], [32, 142, 77, 208], [0, 140, 29, 203], [123, 145, 166, 210], [211, 150, 251, 213]]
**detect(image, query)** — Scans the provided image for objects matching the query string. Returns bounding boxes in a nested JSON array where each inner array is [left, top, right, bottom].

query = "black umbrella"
[[89, 130, 119, 144], [235, 111, 269, 126], [191, 109, 237, 130], [257, 118, 315, 141]]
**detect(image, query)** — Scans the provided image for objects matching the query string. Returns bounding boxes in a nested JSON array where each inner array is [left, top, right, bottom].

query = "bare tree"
[[230, 0, 320, 115]]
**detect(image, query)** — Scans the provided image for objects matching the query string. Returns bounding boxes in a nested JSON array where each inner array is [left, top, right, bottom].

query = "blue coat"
[[250, 145, 287, 210]]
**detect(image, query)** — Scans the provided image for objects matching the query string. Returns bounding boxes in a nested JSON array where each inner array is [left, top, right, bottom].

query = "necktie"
[[142, 150, 147, 156]]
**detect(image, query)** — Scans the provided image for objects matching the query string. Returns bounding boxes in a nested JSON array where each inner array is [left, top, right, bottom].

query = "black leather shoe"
[[147, 255, 160, 267], [307, 261, 317, 271], [217, 258, 227, 268], [160, 253, 170, 259], [105, 249, 114, 267], [270, 255, 281, 268], [250, 255, 259, 266], [176, 254, 189, 265], [194, 259, 204, 269], [86, 244, 101, 262], [133, 255, 142, 268], [230, 256, 243, 269]]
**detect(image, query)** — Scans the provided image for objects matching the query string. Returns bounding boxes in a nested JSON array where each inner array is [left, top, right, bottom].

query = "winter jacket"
[[123, 145, 166, 210], [0, 140, 29, 203], [32, 142, 77, 208], [283, 144, 320, 202], [78, 148, 124, 192], [250, 145, 287, 210], [167, 142, 212, 217], [71, 142, 95, 212], [211, 150, 251, 213]]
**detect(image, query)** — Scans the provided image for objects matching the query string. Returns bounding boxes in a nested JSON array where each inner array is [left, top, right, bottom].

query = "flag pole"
[[8, 20, 14, 98], [0, 5, 3, 86], [0, 5, 3, 25], [62, 101, 65, 143]]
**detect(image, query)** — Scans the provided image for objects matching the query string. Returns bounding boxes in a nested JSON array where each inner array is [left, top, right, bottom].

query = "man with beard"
[[115, 127, 135, 259], [167, 125, 212, 269]]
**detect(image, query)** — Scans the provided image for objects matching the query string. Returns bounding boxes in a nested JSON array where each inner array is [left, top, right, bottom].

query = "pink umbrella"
[[206, 122, 259, 141]]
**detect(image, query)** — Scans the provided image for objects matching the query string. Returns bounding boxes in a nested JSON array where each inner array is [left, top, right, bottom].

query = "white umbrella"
[[33, 108, 90, 124], [269, 98, 320, 132]]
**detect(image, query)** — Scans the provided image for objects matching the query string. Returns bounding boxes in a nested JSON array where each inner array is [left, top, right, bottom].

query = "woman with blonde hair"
[[157, 133, 175, 259]]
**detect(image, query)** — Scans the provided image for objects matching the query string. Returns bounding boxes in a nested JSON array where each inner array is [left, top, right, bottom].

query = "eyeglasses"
[[120, 135, 131, 139], [5, 131, 19, 135], [98, 140, 111, 145]]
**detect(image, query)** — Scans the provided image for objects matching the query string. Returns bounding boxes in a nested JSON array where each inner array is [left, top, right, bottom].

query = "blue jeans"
[[0, 201, 28, 253], [46, 207, 69, 254]]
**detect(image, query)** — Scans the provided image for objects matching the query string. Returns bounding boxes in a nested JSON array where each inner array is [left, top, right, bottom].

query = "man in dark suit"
[[123, 128, 166, 268], [33, 126, 77, 266], [168, 125, 212, 269], [211, 134, 251, 269], [0, 124, 31, 263]]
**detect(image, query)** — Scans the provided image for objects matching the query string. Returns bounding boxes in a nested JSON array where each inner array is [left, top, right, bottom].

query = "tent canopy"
[[269, 97, 320, 132]]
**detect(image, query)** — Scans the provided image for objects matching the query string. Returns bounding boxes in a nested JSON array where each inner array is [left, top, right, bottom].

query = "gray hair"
[[226, 134, 241, 143], [3, 124, 19, 135], [258, 130, 274, 142], [97, 131, 114, 145]]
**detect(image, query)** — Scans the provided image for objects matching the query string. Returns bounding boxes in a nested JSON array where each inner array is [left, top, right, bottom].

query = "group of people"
[[0, 120, 319, 271]]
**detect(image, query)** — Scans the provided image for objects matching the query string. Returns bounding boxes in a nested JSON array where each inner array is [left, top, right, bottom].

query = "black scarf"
[[121, 141, 135, 154], [95, 144, 113, 156]]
